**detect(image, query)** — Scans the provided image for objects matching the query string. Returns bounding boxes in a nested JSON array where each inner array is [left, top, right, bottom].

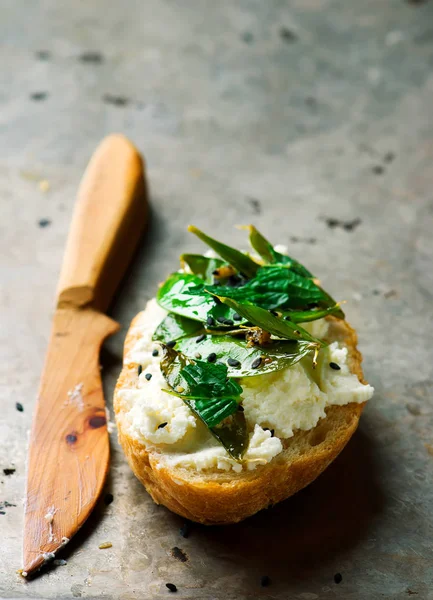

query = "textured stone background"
[[1, 0, 433, 598]]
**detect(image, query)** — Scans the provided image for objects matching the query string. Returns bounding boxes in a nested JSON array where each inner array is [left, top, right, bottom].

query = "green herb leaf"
[[157, 272, 246, 327], [282, 304, 344, 323], [176, 334, 315, 377], [216, 296, 325, 345], [247, 225, 314, 278], [152, 312, 204, 344], [160, 345, 248, 459], [180, 254, 225, 283], [188, 225, 259, 279], [203, 265, 327, 310]]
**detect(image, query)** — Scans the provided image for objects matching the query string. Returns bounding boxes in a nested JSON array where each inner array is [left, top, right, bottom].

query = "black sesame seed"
[[145, 373, 152, 381], [329, 362, 341, 371], [269, 310, 279, 317], [212, 269, 220, 276], [195, 334, 206, 343], [152, 349, 159, 357], [138, 365, 143, 376], [223, 319, 234, 326], [104, 493, 114, 505], [179, 522, 191, 538], [260, 575, 271, 587], [206, 316, 215, 326], [16, 402, 24, 412], [207, 352, 217, 363], [158, 422, 168, 429], [263, 428, 275, 437], [334, 573, 343, 584], [233, 312, 242, 321], [216, 316, 226, 323], [227, 358, 241, 368], [3, 468, 15, 476], [251, 357, 262, 369], [166, 340, 176, 348], [284, 315, 293, 321], [166, 583, 177, 592]]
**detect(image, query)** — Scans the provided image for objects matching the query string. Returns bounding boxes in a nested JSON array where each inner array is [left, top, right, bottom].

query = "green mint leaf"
[[160, 345, 248, 459], [152, 312, 204, 344], [180, 253, 225, 283], [247, 225, 314, 278], [281, 304, 344, 323], [176, 334, 315, 377], [188, 225, 259, 279]]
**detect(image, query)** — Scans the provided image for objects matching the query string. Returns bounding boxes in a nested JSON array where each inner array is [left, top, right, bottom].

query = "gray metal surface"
[[1, 0, 433, 598]]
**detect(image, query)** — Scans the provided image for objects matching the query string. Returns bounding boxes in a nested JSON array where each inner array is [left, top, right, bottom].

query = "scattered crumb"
[[66, 383, 84, 411], [104, 493, 114, 505], [280, 27, 297, 43], [384, 289, 397, 299], [334, 573, 343, 584], [78, 51, 104, 63], [246, 197, 261, 214], [16, 402, 24, 412], [39, 179, 50, 192], [102, 94, 129, 107], [38, 218, 51, 228], [179, 522, 190, 538], [3, 468, 15, 476], [99, 542, 112, 549], [171, 547, 188, 562], [30, 92, 48, 101], [166, 583, 177, 592]]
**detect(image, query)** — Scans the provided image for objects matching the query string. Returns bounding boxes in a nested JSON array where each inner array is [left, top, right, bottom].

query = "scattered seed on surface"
[[53, 559, 67, 566], [166, 340, 176, 348], [152, 349, 159, 357], [166, 583, 177, 592], [334, 573, 343, 584], [224, 319, 234, 326], [194, 352, 202, 359], [16, 402, 24, 412], [260, 575, 271, 587], [3, 469, 15, 476], [171, 546, 188, 562], [372, 165, 384, 175], [179, 522, 191, 538], [251, 357, 262, 369], [284, 315, 293, 321], [35, 50, 51, 60], [216, 316, 226, 323], [79, 51, 104, 63], [98, 542, 112, 549], [138, 365, 142, 376], [66, 434, 77, 444], [280, 26, 297, 42], [207, 352, 217, 363], [103, 93, 129, 107], [195, 334, 206, 343], [329, 362, 341, 371], [269, 310, 279, 317], [176, 386, 185, 393], [242, 31, 254, 44], [38, 218, 51, 228], [227, 357, 241, 367], [206, 316, 215, 326], [294, 330, 301, 335], [30, 91, 48, 101], [104, 493, 114, 505], [233, 312, 242, 321], [145, 373, 152, 381], [158, 422, 168, 429]]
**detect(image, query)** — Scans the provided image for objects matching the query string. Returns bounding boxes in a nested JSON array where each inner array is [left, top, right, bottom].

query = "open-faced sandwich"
[[114, 225, 374, 524]]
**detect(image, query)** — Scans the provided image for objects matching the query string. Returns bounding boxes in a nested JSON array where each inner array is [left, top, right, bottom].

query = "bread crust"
[[114, 314, 367, 524]]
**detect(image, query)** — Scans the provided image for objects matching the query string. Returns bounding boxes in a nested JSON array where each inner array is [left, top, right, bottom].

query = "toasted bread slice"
[[114, 315, 367, 525]]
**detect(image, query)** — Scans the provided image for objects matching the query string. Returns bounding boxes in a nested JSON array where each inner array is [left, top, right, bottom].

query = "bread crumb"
[[39, 179, 50, 192], [98, 542, 112, 549]]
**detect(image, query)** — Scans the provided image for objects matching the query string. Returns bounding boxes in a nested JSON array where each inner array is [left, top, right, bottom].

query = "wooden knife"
[[22, 134, 148, 576]]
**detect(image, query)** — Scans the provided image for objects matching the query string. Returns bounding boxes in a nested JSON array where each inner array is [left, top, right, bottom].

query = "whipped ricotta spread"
[[117, 297, 374, 473]]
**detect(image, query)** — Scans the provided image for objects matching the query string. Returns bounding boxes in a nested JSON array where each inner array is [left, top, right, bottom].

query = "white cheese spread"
[[117, 296, 374, 473]]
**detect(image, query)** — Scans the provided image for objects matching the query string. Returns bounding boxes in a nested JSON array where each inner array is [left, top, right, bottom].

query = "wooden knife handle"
[[56, 134, 148, 312]]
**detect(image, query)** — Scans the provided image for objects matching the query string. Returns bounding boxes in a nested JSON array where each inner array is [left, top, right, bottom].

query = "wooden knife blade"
[[22, 134, 148, 576]]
